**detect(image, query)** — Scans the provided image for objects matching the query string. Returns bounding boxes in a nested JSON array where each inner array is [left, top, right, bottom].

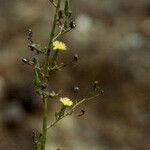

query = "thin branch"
[[48, 0, 57, 8], [47, 94, 101, 129], [40, 1, 62, 150], [53, 25, 64, 41]]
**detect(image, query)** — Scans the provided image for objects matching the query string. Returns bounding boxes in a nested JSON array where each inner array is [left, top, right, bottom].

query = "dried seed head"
[[68, 11, 72, 18], [77, 109, 85, 117], [74, 86, 80, 92], [28, 43, 35, 51], [69, 21, 76, 29], [41, 83, 47, 89], [28, 29, 33, 37], [94, 80, 99, 85], [22, 58, 29, 64], [74, 54, 78, 61], [22, 58, 34, 66], [100, 90, 104, 95], [28, 29, 33, 43], [94, 81, 99, 89]]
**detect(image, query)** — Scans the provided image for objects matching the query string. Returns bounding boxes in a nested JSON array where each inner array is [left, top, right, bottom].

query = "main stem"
[[40, 0, 62, 150], [44, 0, 62, 78], [40, 94, 48, 150]]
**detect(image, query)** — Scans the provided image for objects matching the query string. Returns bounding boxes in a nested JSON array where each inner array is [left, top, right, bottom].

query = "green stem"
[[48, 0, 62, 48], [44, 0, 62, 77], [64, 0, 69, 30], [40, 1, 62, 150], [46, 94, 101, 130], [40, 94, 48, 150], [48, 0, 57, 7], [51, 49, 59, 67]]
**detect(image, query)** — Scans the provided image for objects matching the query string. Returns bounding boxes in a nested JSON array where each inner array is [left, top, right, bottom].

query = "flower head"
[[53, 40, 66, 50], [60, 97, 73, 106]]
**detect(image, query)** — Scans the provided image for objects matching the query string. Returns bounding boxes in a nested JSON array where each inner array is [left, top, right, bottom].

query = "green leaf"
[[57, 105, 66, 119]]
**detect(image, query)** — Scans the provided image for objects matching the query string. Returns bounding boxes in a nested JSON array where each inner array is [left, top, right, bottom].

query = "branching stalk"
[[23, 1, 101, 150], [40, 94, 48, 150], [44, 0, 62, 78], [40, 0, 62, 150]]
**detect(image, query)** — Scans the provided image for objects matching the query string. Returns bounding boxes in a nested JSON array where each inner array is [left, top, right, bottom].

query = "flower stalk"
[[40, 0, 62, 150], [22, 0, 101, 150]]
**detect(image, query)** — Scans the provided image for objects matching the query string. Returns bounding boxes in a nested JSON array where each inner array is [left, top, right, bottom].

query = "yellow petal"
[[53, 40, 66, 50], [60, 97, 73, 106]]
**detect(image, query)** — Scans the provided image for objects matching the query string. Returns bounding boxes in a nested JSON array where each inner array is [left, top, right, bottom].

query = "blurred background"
[[0, 0, 150, 150]]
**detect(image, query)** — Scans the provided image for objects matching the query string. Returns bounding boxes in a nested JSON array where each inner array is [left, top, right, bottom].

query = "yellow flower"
[[53, 40, 66, 50], [60, 97, 73, 106]]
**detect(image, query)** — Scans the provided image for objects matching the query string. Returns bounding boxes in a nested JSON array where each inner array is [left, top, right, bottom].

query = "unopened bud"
[[28, 29, 33, 37]]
